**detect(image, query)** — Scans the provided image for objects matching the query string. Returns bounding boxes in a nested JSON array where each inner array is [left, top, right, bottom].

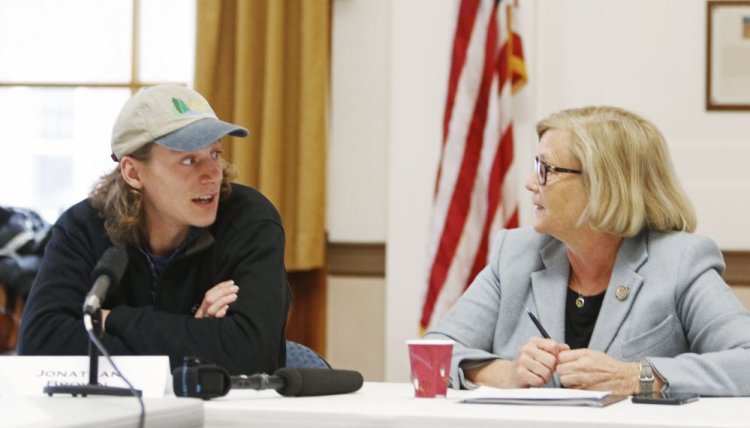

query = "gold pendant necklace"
[[573, 273, 585, 308]]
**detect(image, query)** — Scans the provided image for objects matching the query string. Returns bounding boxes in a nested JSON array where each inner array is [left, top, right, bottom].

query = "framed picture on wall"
[[706, 0, 750, 110]]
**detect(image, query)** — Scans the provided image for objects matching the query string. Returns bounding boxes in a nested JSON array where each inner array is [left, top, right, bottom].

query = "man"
[[18, 85, 291, 375]]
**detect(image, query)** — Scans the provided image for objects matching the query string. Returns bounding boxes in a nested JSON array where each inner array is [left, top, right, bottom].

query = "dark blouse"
[[565, 287, 605, 349]]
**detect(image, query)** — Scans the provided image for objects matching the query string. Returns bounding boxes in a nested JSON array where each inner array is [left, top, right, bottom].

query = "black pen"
[[525, 307, 550, 339]]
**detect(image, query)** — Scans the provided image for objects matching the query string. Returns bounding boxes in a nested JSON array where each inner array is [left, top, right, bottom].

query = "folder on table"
[[462, 386, 627, 407]]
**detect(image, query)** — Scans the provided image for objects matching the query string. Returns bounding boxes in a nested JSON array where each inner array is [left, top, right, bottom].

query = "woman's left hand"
[[556, 348, 639, 395]]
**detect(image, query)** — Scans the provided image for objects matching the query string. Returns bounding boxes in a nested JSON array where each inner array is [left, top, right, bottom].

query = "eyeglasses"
[[535, 156, 582, 186]]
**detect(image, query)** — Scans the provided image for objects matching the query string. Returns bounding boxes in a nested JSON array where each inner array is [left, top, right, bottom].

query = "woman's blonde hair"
[[89, 143, 237, 245], [536, 106, 696, 237]]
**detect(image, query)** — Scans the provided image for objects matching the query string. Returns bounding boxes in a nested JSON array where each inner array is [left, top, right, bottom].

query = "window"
[[0, 0, 196, 223]]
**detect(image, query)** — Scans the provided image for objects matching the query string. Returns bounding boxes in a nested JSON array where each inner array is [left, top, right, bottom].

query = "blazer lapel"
[[530, 239, 569, 343], [587, 231, 649, 352]]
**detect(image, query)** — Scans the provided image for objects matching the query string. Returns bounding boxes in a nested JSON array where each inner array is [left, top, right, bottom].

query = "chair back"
[[285, 340, 331, 369]]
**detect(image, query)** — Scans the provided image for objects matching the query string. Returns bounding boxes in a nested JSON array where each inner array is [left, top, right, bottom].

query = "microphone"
[[82, 246, 128, 315], [172, 359, 364, 399], [45, 245, 136, 399], [233, 368, 364, 397]]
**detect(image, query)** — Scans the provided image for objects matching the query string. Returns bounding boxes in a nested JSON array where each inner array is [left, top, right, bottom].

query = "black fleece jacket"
[[18, 184, 290, 375]]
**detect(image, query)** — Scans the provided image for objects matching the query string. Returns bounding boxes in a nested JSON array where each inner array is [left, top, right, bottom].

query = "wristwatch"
[[638, 359, 655, 394]]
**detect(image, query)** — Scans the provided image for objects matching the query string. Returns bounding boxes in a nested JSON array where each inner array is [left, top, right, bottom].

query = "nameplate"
[[0, 355, 171, 398]]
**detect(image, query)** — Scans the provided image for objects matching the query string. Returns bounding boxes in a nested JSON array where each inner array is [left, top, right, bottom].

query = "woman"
[[424, 106, 750, 396]]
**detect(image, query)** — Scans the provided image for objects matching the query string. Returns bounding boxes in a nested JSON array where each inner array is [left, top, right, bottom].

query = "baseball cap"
[[110, 84, 248, 161]]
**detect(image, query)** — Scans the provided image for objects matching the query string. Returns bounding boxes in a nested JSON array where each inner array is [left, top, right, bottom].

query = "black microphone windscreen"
[[274, 368, 363, 397], [172, 364, 230, 400], [93, 245, 128, 286]]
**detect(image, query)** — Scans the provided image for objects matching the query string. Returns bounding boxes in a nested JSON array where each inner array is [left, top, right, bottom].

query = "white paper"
[[465, 386, 610, 400], [0, 355, 170, 398], [0, 396, 52, 426]]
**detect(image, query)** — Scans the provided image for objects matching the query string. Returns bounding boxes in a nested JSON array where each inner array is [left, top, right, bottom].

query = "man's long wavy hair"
[[89, 143, 237, 246]]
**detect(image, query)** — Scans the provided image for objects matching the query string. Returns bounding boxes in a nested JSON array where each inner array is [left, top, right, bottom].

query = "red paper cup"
[[406, 339, 453, 398]]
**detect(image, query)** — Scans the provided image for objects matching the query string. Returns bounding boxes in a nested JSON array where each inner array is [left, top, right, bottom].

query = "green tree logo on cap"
[[172, 97, 191, 115]]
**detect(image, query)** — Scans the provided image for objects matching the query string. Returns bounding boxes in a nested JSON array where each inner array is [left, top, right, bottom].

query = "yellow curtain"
[[195, 0, 329, 270]]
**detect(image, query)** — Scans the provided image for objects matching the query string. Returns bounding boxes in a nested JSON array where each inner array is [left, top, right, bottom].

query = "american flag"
[[420, 0, 527, 332]]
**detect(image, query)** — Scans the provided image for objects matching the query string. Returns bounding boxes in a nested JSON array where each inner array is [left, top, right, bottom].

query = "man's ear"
[[120, 156, 144, 189]]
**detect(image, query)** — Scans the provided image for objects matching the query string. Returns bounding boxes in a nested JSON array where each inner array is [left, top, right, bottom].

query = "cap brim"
[[155, 118, 249, 152]]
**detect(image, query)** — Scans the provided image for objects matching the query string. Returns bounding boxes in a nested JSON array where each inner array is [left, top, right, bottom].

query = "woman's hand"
[[465, 337, 570, 388], [556, 348, 639, 394], [194, 280, 239, 319], [512, 337, 571, 387]]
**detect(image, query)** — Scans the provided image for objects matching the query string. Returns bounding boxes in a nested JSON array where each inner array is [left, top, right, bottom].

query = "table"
[[204, 382, 750, 428], [2, 395, 203, 428]]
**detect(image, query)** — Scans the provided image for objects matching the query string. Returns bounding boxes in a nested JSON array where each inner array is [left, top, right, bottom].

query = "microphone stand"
[[44, 311, 141, 397]]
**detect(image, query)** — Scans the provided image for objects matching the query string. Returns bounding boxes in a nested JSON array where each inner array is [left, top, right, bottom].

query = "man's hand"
[[556, 348, 639, 394], [194, 280, 239, 318], [101, 309, 110, 330]]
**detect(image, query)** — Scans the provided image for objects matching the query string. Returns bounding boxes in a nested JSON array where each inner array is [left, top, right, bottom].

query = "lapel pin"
[[615, 285, 629, 301]]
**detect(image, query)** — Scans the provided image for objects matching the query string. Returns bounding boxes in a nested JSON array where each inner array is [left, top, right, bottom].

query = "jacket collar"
[[136, 227, 215, 264], [530, 229, 649, 351], [184, 228, 215, 256]]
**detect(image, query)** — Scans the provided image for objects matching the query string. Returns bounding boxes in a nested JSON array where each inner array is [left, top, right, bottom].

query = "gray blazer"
[[424, 227, 750, 396]]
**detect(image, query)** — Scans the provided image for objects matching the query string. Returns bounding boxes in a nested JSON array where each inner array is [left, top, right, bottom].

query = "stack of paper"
[[462, 386, 626, 407]]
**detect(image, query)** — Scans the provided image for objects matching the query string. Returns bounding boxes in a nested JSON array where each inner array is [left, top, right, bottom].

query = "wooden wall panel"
[[286, 269, 328, 356]]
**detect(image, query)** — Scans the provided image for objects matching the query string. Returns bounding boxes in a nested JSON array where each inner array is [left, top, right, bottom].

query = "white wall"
[[535, 0, 750, 249], [330, 0, 750, 382], [328, 0, 390, 242], [384, 0, 459, 382]]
